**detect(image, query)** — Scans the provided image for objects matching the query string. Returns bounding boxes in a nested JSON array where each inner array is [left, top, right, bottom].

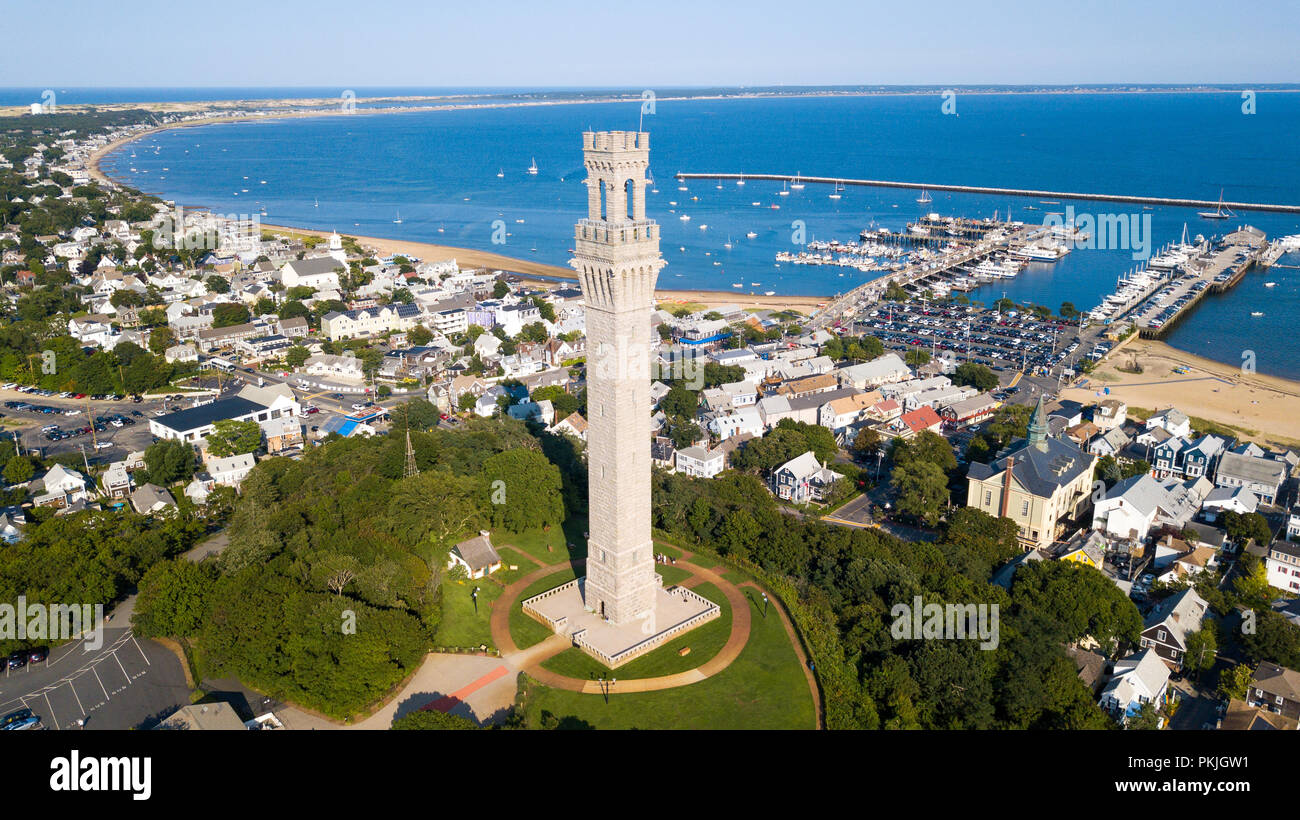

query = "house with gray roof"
[[1140, 587, 1209, 668], [1247, 661, 1300, 720], [449, 532, 502, 579], [130, 483, 177, 515], [1215, 451, 1287, 505], [1100, 648, 1170, 724]]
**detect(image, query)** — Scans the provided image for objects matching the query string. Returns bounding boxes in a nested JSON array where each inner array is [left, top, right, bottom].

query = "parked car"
[[2, 715, 40, 730], [26, 647, 47, 663], [7, 651, 26, 669]]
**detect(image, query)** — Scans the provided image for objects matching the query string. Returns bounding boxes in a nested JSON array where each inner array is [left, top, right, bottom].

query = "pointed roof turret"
[[1027, 394, 1048, 450]]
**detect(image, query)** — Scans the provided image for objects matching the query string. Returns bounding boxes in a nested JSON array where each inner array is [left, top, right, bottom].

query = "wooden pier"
[[676, 173, 1300, 214]]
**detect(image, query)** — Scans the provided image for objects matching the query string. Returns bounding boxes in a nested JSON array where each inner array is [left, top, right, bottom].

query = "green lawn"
[[655, 564, 692, 587], [539, 582, 731, 680], [501, 518, 588, 565], [435, 577, 503, 650], [684, 552, 723, 570], [508, 567, 579, 649], [654, 541, 684, 561], [521, 586, 815, 729], [491, 547, 540, 585]]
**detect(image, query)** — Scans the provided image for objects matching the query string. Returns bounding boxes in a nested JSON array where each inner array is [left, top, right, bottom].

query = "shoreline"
[[86, 96, 1300, 423], [15, 84, 1300, 118], [259, 224, 830, 312], [1061, 338, 1300, 449]]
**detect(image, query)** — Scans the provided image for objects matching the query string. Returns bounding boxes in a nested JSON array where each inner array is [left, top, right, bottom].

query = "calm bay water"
[[99, 92, 1300, 378]]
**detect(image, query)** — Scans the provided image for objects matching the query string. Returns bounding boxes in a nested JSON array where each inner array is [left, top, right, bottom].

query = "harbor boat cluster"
[[1081, 226, 1278, 337]]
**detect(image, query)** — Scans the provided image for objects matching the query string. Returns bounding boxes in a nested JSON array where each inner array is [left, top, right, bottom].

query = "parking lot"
[[0, 628, 190, 730], [0, 387, 178, 465], [841, 301, 1105, 380]]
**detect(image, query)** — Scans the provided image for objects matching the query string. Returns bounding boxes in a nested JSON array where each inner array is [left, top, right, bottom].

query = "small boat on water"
[[680, 214, 690, 221], [778, 181, 789, 197], [736, 178, 745, 186], [497, 169, 504, 178], [527, 158, 538, 175], [1265, 282, 1277, 287], [829, 181, 844, 200], [764, 290, 775, 296], [1251, 311, 1264, 317], [746, 231, 758, 238], [1198, 190, 1234, 220], [791, 174, 805, 191], [917, 189, 932, 205], [394, 211, 403, 224]]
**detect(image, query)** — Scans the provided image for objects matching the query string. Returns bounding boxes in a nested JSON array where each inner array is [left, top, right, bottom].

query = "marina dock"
[[676, 173, 1300, 214], [1131, 228, 1273, 339]]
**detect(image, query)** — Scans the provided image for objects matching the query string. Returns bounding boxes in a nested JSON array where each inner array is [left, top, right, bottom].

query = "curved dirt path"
[[491, 558, 751, 694]]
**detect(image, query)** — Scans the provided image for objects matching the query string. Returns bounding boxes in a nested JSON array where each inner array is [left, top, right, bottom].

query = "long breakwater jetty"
[[675, 173, 1300, 215]]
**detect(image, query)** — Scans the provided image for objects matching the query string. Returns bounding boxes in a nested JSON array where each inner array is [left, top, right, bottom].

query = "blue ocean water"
[[98, 92, 1300, 377]]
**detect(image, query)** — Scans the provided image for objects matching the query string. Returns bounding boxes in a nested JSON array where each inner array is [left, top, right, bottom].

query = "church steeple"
[[1027, 394, 1048, 450]]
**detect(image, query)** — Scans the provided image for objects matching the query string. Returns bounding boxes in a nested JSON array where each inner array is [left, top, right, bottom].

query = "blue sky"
[[4, 0, 1297, 87]]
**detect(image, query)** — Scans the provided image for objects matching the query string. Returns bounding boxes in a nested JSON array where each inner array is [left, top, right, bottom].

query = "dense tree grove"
[[0, 510, 205, 655], [131, 417, 578, 718], [651, 470, 1125, 729]]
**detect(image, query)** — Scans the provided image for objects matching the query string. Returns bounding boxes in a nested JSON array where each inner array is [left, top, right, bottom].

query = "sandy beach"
[[1061, 338, 1300, 448], [81, 94, 1300, 443], [261, 224, 828, 312]]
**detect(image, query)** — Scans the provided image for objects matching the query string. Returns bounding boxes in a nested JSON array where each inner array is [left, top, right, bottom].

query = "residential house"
[[207, 453, 256, 489], [320, 303, 421, 341], [1099, 648, 1171, 725], [30, 464, 92, 508], [548, 412, 588, 441], [1088, 427, 1131, 459], [771, 451, 840, 504], [1266, 541, 1300, 594], [1145, 408, 1192, 439], [448, 532, 502, 580], [675, 446, 725, 479], [101, 461, 133, 499], [894, 406, 944, 437], [1139, 587, 1209, 668], [939, 394, 998, 427], [1215, 451, 1287, 506], [1093, 399, 1128, 431], [1246, 661, 1300, 720], [1091, 473, 1199, 543], [130, 483, 177, 515], [1200, 486, 1259, 522]]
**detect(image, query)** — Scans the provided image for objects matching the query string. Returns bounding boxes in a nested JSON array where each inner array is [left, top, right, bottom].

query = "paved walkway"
[[490, 555, 753, 695]]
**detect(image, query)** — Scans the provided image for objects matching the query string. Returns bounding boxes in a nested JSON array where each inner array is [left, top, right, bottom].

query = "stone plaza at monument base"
[[523, 578, 720, 668], [518, 129, 721, 669]]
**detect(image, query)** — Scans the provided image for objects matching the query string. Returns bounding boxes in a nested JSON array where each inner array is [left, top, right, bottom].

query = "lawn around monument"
[[538, 581, 731, 680], [519, 589, 816, 730]]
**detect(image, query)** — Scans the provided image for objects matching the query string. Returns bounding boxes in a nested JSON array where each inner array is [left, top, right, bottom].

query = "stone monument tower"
[[571, 131, 664, 628]]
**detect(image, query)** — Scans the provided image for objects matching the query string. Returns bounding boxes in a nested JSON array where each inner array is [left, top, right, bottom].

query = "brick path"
[[490, 557, 751, 694]]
